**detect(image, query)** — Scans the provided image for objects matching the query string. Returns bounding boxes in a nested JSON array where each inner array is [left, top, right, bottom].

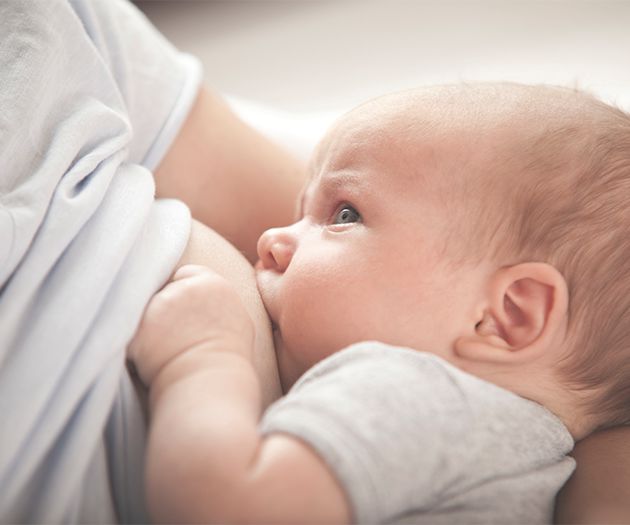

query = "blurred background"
[[136, 1, 630, 152]]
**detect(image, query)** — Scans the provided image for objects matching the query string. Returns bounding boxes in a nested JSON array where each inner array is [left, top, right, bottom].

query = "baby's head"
[[255, 83, 630, 438]]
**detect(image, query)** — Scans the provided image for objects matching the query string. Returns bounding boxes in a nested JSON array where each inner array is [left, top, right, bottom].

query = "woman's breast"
[[172, 219, 282, 407]]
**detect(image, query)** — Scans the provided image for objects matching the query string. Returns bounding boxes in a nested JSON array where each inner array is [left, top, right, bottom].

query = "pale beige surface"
[[136, 0, 630, 114]]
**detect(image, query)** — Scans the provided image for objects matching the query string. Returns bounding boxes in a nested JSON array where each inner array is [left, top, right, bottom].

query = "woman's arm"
[[555, 426, 630, 524], [149, 86, 304, 401], [153, 86, 306, 263]]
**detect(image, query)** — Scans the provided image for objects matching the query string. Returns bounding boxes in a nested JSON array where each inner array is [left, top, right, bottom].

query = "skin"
[[169, 220, 282, 408], [555, 426, 630, 523], [154, 87, 305, 265], [256, 87, 583, 438], [148, 86, 307, 406], [255, 96, 488, 391], [132, 85, 628, 523]]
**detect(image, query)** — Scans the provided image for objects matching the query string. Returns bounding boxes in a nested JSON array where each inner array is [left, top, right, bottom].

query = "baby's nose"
[[256, 227, 295, 272]]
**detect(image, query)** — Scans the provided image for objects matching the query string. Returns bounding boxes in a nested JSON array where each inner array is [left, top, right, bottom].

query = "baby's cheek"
[[279, 250, 373, 363], [282, 295, 350, 368]]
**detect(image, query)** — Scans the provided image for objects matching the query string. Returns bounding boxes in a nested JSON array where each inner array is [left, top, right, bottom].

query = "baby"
[[129, 83, 630, 523]]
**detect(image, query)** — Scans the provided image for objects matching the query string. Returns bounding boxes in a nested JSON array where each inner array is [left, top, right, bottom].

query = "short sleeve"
[[259, 343, 472, 524], [68, 0, 203, 170]]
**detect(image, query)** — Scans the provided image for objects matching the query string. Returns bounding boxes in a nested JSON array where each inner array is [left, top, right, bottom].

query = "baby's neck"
[[516, 383, 593, 441], [465, 360, 596, 441], [550, 403, 595, 441]]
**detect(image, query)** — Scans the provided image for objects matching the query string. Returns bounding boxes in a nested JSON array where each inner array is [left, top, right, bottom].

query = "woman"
[[0, 0, 300, 521]]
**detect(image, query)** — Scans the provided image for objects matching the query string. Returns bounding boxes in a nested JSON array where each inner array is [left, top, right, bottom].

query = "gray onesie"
[[260, 342, 575, 524]]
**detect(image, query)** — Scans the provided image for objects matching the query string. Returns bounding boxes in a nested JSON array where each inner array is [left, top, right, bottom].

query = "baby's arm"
[[555, 426, 630, 524], [153, 86, 305, 263], [128, 265, 350, 524]]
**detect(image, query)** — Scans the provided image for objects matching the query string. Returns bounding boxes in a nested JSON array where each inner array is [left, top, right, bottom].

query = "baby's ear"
[[454, 263, 569, 365]]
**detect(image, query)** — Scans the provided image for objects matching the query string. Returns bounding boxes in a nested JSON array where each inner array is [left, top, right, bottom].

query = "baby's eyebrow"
[[321, 172, 362, 192], [300, 172, 363, 217]]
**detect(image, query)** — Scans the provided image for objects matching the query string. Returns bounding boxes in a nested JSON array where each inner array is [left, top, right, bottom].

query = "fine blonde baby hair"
[[475, 84, 630, 429]]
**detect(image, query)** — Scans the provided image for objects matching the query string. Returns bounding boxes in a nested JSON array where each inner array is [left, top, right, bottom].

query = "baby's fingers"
[[171, 263, 215, 282], [153, 264, 217, 305]]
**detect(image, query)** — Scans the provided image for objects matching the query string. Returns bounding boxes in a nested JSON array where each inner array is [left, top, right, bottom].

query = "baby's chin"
[[271, 330, 305, 393]]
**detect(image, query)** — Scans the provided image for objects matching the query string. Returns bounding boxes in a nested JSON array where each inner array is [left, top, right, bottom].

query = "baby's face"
[[256, 91, 487, 389]]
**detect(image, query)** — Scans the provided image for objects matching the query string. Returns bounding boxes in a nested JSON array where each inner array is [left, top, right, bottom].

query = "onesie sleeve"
[[259, 343, 473, 524]]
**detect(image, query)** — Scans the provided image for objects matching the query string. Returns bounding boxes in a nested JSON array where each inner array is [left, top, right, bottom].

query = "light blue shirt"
[[0, 1, 200, 521]]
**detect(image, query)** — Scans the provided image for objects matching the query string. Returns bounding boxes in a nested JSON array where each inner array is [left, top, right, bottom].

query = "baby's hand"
[[127, 264, 254, 387]]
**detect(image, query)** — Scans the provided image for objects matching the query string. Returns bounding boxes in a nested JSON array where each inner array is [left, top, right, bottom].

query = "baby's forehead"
[[304, 117, 470, 226], [311, 91, 488, 186], [309, 83, 594, 199]]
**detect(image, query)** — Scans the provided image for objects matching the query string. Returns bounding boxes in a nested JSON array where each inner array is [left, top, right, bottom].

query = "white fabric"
[[0, 0, 200, 521]]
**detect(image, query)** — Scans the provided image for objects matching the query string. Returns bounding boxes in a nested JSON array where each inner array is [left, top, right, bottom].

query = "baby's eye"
[[332, 205, 361, 225]]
